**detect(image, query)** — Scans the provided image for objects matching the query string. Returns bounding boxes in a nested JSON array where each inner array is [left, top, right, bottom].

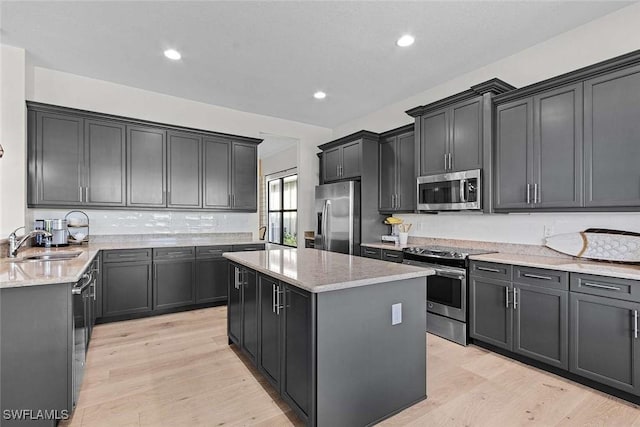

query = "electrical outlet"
[[392, 303, 402, 325]]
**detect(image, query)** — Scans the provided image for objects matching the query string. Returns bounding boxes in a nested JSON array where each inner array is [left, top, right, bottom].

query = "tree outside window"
[[268, 175, 297, 247]]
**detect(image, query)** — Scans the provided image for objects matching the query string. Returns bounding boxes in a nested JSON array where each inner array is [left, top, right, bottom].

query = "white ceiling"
[[0, 1, 631, 128]]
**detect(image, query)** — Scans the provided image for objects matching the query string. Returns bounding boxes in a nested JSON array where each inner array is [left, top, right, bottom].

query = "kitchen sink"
[[20, 251, 83, 262]]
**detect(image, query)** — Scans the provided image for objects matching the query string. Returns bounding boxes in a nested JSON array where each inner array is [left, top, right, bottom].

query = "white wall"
[[261, 145, 298, 177], [334, 3, 640, 246], [14, 63, 331, 238], [0, 45, 26, 237]]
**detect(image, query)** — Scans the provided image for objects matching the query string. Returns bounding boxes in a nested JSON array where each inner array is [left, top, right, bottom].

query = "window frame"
[[267, 174, 298, 247]]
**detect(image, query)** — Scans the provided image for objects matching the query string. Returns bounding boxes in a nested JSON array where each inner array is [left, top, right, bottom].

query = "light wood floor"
[[61, 307, 639, 427]]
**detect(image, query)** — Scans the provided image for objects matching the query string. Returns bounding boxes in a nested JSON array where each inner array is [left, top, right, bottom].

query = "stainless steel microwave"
[[417, 169, 481, 211]]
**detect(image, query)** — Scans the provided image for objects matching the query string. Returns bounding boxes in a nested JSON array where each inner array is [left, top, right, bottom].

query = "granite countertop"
[[223, 248, 433, 293], [0, 236, 265, 289], [469, 252, 640, 281]]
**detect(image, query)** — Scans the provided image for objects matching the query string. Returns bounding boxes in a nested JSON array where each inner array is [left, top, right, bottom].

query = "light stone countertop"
[[223, 248, 434, 293], [0, 236, 265, 289], [469, 252, 640, 281], [361, 242, 411, 251]]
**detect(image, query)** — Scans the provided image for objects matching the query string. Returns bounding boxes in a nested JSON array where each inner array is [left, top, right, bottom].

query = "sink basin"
[[20, 251, 83, 262]]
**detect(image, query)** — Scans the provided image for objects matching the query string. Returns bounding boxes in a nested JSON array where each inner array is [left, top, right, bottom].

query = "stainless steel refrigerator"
[[315, 181, 360, 254]]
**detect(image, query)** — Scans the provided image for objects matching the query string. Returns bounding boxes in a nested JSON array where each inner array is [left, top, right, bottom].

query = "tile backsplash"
[[26, 209, 258, 237]]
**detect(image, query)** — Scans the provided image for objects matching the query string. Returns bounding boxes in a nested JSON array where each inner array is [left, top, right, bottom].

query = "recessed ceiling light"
[[313, 91, 327, 100], [396, 34, 415, 47], [164, 49, 182, 60]]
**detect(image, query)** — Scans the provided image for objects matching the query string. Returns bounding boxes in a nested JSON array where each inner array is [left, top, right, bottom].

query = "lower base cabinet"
[[154, 259, 196, 309], [570, 292, 640, 395], [102, 260, 153, 317], [195, 258, 229, 303]]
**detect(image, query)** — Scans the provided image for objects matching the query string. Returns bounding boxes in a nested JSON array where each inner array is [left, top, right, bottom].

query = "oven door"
[[417, 169, 481, 211], [402, 259, 467, 322]]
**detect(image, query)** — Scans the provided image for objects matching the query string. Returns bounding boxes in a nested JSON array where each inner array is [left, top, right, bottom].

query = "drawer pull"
[[477, 266, 501, 273], [635, 310, 638, 339], [166, 251, 187, 256], [582, 282, 621, 291], [385, 253, 400, 258], [522, 273, 553, 281]]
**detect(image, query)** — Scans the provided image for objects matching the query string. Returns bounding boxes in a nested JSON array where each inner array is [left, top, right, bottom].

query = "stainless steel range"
[[402, 245, 495, 345]]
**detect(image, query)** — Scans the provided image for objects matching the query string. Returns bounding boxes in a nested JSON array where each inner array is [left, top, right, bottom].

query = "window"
[[268, 175, 297, 247]]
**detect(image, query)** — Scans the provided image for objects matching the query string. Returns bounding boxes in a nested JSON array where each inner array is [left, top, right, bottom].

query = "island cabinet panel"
[[241, 269, 259, 362], [584, 64, 640, 208], [1, 283, 72, 426], [127, 125, 167, 207], [228, 263, 243, 345], [569, 292, 640, 395], [258, 275, 282, 389], [167, 131, 202, 208]]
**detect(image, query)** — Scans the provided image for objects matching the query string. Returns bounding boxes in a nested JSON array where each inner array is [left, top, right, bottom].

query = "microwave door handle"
[[459, 179, 467, 203]]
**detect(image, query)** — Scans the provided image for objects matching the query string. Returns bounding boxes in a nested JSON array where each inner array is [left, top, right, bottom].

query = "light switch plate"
[[392, 303, 402, 325]]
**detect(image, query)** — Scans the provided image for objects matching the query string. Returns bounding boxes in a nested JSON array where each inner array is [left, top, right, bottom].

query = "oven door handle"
[[435, 272, 466, 281]]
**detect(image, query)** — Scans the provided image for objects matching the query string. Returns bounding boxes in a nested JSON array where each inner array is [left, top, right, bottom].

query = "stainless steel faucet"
[[7, 226, 52, 258]]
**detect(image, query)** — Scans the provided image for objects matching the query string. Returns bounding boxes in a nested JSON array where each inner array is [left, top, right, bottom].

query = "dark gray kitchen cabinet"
[[167, 131, 202, 208], [420, 109, 449, 175], [416, 97, 482, 176], [242, 268, 259, 362], [361, 246, 382, 259], [84, 119, 127, 206], [513, 283, 568, 369], [31, 111, 84, 205], [496, 84, 583, 210], [494, 98, 534, 209], [102, 259, 153, 317], [319, 131, 380, 183], [127, 125, 167, 207], [379, 125, 415, 212], [203, 137, 231, 209], [258, 274, 282, 389], [195, 255, 229, 304], [323, 146, 341, 182], [231, 141, 258, 210], [228, 263, 243, 345], [281, 284, 313, 419], [584, 64, 640, 208], [569, 292, 640, 395], [153, 248, 196, 310], [469, 276, 513, 351]]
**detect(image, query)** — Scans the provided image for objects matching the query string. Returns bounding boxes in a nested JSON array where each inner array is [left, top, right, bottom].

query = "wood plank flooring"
[[61, 307, 639, 426]]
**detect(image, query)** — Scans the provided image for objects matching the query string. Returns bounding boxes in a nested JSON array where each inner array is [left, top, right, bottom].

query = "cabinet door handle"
[[448, 153, 453, 170], [444, 154, 448, 170], [522, 273, 553, 281], [272, 284, 277, 314], [582, 282, 621, 291], [635, 310, 638, 339], [526, 184, 531, 204], [505, 287, 510, 308], [276, 284, 282, 315], [534, 183, 539, 204], [234, 267, 240, 289], [477, 266, 501, 273], [397, 194, 401, 209], [513, 288, 518, 310], [385, 253, 400, 259]]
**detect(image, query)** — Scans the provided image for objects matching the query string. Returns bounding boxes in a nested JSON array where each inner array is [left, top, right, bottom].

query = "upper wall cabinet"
[[379, 125, 415, 213], [494, 84, 583, 210], [493, 50, 640, 212], [584, 63, 640, 208], [27, 102, 261, 211], [318, 131, 379, 184], [406, 79, 515, 212]]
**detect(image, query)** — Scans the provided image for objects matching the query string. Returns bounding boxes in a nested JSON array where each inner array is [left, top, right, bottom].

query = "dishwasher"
[[72, 270, 93, 409]]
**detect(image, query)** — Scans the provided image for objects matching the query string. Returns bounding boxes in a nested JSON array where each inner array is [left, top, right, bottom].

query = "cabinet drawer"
[[570, 273, 640, 302], [196, 245, 233, 259], [470, 261, 512, 281], [381, 249, 403, 263], [103, 249, 152, 263], [232, 244, 265, 252], [513, 266, 568, 290], [361, 246, 381, 259], [153, 247, 195, 261]]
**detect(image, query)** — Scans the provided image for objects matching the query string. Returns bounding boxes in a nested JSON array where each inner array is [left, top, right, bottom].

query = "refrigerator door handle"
[[321, 200, 328, 250], [324, 200, 331, 251]]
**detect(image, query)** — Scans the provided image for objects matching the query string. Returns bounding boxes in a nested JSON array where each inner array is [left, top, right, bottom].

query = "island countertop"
[[223, 248, 434, 293]]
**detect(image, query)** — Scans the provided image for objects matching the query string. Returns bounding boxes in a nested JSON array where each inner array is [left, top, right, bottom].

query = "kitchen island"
[[223, 248, 434, 427]]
